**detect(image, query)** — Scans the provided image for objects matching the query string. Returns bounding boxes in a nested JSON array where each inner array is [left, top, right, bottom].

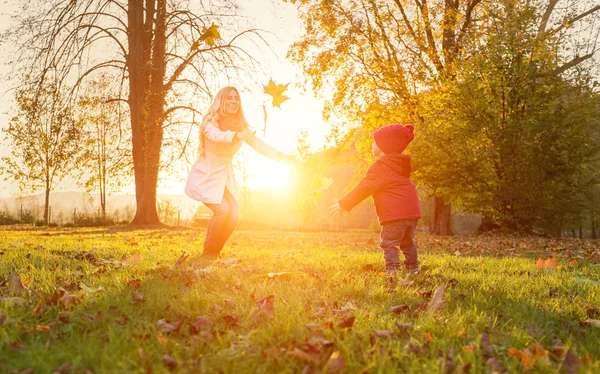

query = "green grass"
[[1, 228, 599, 373]]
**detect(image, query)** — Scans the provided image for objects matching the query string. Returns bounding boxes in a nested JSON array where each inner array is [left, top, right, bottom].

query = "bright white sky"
[[0, 0, 332, 198]]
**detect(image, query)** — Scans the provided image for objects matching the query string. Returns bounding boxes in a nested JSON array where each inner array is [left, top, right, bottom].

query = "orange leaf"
[[462, 345, 476, 352], [424, 331, 433, 343], [325, 351, 346, 373]]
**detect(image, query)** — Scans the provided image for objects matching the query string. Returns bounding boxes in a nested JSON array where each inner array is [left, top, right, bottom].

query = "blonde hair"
[[198, 86, 249, 155]]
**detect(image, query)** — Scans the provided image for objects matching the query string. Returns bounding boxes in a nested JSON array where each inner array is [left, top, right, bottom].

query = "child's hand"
[[329, 202, 343, 218]]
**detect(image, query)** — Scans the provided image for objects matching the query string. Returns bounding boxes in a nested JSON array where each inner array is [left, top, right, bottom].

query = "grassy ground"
[[1, 227, 599, 373]]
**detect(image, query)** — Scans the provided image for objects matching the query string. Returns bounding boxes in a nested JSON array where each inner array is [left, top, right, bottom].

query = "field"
[[1, 227, 600, 373]]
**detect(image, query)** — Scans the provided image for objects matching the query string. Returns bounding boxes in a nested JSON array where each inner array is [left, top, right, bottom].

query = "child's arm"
[[331, 163, 384, 215]]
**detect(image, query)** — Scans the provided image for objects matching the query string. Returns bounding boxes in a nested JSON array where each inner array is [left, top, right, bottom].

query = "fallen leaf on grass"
[[254, 295, 275, 320], [126, 278, 142, 289], [79, 283, 105, 294], [162, 354, 178, 370], [287, 347, 321, 365], [581, 319, 600, 328], [373, 329, 396, 338], [389, 304, 409, 314], [338, 315, 355, 328], [559, 349, 578, 374], [8, 273, 31, 296], [426, 283, 446, 313], [59, 292, 80, 308], [267, 272, 293, 279], [324, 351, 346, 372], [157, 319, 183, 333], [121, 253, 142, 265], [462, 345, 476, 352], [35, 324, 51, 333], [132, 292, 144, 302], [0, 311, 6, 324], [536, 257, 559, 270], [508, 343, 550, 371]]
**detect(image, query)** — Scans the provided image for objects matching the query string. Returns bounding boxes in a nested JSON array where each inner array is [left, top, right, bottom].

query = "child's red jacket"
[[338, 154, 421, 225]]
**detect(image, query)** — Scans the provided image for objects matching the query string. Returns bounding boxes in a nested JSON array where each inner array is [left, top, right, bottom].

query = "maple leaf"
[[199, 23, 221, 47], [426, 283, 446, 313], [263, 78, 290, 108]]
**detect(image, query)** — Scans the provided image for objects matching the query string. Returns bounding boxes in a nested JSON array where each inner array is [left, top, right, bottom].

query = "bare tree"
[[1, 80, 83, 225], [4, 0, 265, 226], [77, 76, 132, 220]]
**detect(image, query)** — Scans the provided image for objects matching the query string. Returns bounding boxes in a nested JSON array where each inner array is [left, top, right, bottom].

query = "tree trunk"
[[127, 0, 163, 226], [44, 181, 50, 225], [430, 196, 452, 235]]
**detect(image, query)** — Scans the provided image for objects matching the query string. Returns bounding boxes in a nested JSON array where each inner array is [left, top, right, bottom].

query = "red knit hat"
[[372, 124, 415, 154]]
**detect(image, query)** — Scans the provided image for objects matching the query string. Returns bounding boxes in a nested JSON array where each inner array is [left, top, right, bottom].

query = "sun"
[[245, 158, 291, 192]]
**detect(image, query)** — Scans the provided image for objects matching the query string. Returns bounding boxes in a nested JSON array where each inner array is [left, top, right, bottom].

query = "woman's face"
[[224, 89, 241, 115]]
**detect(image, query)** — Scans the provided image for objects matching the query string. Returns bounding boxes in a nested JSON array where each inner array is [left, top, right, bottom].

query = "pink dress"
[[184, 122, 279, 204]]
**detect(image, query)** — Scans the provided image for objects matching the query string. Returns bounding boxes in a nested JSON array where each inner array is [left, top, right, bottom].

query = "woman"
[[185, 86, 296, 261]]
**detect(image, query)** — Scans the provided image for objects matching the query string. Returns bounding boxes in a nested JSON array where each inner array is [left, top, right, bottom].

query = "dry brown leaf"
[[0, 311, 6, 324], [162, 354, 178, 370], [58, 292, 80, 308], [390, 304, 409, 314], [581, 319, 600, 328], [126, 278, 142, 289], [426, 283, 446, 313], [254, 295, 275, 320], [8, 273, 30, 296], [156, 319, 183, 333], [373, 329, 396, 338], [324, 351, 346, 372], [287, 347, 320, 365], [338, 315, 355, 328], [132, 292, 144, 303], [559, 349, 578, 374]]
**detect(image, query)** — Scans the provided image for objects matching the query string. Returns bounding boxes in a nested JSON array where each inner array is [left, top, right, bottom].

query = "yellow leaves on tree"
[[263, 78, 289, 108]]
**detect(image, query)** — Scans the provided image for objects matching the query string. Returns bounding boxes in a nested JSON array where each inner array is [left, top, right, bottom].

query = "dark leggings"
[[202, 188, 239, 257]]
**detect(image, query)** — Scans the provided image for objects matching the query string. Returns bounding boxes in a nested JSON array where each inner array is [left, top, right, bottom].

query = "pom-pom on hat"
[[372, 123, 415, 154]]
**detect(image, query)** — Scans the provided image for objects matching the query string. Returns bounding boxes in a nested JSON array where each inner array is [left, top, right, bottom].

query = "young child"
[[329, 124, 421, 274]]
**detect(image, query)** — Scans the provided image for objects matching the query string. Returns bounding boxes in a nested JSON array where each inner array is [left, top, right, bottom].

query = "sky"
[[0, 0, 332, 198]]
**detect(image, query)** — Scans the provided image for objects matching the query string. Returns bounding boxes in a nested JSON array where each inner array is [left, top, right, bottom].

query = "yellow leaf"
[[199, 24, 221, 46], [263, 78, 290, 108]]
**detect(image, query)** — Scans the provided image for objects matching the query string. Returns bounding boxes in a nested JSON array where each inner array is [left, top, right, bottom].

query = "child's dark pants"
[[380, 219, 419, 272]]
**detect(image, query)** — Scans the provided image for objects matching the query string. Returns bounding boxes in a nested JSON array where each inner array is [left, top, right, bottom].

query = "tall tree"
[[78, 77, 132, 220], [1, 81, 83, 225], [5, 0, 263, 226], [411, 0, 600, 233], [287, 0, 600, 235], [286, 0, 486, 235]]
